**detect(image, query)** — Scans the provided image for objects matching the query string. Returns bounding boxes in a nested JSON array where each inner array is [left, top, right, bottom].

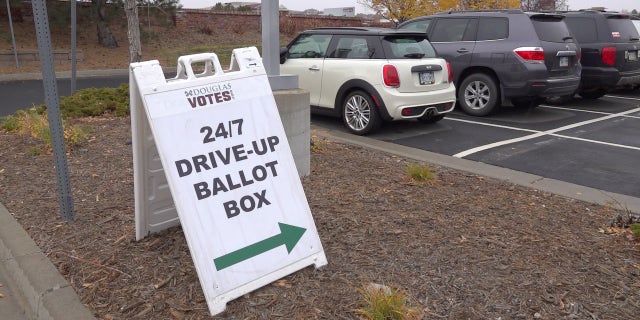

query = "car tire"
[[578, 89, 607, 99], [458, 73, 500, 116], [342, 90, 382, 135]]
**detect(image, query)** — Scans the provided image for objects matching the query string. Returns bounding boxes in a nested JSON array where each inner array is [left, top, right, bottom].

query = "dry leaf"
[[170, 308, 185, 319], [274, 279, 292, 288]]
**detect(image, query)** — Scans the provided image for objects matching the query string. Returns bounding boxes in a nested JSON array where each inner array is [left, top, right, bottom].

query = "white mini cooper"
[[280, 27, 456, 135]]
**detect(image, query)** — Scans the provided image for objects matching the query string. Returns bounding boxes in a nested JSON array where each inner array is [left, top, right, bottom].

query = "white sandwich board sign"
[[129, 48, 327, 315]]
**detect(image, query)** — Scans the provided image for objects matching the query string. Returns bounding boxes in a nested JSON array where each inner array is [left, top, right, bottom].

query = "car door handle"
[[456, 48, 469, 53], [309, 66, 320, 71]]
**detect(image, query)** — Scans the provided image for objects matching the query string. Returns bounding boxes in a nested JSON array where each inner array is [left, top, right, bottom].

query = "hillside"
[[0, 8, 267, 74]]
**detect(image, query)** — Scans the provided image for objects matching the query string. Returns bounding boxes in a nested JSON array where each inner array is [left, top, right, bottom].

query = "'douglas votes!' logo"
[[184, 82, 235, 108]]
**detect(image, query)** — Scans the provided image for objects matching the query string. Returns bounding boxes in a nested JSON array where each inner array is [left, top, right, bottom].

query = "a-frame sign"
[[129, 47, 327, 315]]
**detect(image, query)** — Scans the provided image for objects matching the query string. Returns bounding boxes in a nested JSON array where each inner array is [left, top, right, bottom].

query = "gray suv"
[[560, 10, 640, 98], [398, 9, 581, 116]]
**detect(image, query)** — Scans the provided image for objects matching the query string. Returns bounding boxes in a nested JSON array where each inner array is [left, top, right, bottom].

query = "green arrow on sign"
[[214, 223, 306, 271]]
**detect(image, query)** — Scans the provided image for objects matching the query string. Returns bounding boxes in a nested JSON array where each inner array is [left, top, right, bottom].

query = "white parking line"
[[605, 95, 640, 101], [451, 107, 640, 158], [539, 104, 612, 115], [540, 103, 640, 120]]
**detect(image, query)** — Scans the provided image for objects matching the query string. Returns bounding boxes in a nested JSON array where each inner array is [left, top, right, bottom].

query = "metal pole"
[[261, 0, 279, 76], [260, 0, 297, 90], [6, 0, 19, 68], [32, 0, 75, 221], [71, 0, 77, 93]]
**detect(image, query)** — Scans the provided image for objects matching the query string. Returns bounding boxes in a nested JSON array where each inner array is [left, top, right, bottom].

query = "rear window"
[[607, 17, 640, 42], [564, 17, 598, 43], [531, 15, 574, 43], [382, 36, 437, 59]]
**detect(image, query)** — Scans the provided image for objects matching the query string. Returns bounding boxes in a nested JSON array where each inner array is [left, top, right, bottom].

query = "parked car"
[[279, 27, 456, 135], [632, 15, 640, 34], [558, 10, 640, 98], [628, 15, 640, 90], [397, 9, 581, 116]]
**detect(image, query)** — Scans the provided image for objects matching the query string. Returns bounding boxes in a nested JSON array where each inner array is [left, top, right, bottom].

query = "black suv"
[[559, 10, 640, 98], [398, 10, 581, 116]]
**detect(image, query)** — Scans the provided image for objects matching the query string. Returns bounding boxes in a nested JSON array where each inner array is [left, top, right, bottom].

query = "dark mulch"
[[0, 116, 639, 319]]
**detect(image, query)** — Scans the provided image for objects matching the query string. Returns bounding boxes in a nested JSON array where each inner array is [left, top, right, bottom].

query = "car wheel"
[[458, 73, 499, 116], [578, 89, 607, 99], [418, 114, 445, 123], [511, 97, 542, 109], [342, 90, 381, 135]]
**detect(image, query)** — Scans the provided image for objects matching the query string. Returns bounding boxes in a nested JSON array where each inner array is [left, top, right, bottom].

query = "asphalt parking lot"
[[312, 90, 640, 198]]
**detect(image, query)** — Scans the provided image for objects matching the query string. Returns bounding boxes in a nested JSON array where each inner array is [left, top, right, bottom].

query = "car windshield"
[[530, 15, 574, 43], [607, 16, 640, 42], [382, 36, 437, 59]]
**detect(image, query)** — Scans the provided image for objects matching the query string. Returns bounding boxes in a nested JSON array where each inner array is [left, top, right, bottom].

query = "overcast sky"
[[178, 1, 637, 13]]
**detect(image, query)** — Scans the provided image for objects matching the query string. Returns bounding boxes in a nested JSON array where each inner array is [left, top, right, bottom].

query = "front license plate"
[[629, 50, 638, 61], [559, 56, 569, 67], [419, 71, 434, 85]]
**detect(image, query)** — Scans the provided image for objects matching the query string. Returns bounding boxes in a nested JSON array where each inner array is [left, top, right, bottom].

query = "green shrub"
[[33, 84, 130, 118], [356, 284, 418, 320], [404, 163, 437, 182]]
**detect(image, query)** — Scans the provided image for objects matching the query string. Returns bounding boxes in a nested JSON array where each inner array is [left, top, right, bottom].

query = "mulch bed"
[[0, 115, 639, 319]]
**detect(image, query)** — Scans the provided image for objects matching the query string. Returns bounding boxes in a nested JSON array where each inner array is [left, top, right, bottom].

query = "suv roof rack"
[[435, 9, 523, 15], [311, 27, 371, 31], [544, 9, 622, 14]]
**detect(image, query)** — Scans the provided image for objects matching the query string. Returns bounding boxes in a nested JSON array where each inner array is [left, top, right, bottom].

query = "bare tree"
[[124, 0, 142, 62], [521, 0, 567, 11], [95, 0, 118, 48]]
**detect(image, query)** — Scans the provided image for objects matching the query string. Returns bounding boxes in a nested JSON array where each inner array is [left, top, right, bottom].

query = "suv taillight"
[[601, 47, 616, 66], [383, 64, 400, 87], [446, 62, 453, 83], [514, 47, 545, 63]]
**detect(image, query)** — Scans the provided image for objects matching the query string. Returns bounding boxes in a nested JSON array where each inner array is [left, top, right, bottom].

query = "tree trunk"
[[96, 0, 118, 48], [124, 0, 142, 62]]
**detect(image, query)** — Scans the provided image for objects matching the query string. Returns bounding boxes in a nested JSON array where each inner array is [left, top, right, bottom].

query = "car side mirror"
[[280, 47, 289, 64]]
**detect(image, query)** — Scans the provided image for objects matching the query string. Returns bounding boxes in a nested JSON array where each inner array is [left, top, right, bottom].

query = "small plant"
[[404, 163, 436, 183], [631, 224, 640, 239], [356, 283, 418, 320], [310, 135, 325, 153], [2, 108, 89, 152]]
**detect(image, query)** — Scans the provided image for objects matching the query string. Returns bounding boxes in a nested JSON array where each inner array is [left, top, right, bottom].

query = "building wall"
[[323, 7, 356, 17]]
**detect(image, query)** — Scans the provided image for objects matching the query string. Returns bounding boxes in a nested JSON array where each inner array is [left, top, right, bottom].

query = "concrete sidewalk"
[[0, 202, 95, 320]]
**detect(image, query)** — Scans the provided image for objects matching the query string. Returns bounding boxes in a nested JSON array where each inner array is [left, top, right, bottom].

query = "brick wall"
[[175, 9, 389, 35]]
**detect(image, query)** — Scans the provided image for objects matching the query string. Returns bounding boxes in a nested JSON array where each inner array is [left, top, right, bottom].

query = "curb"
[[0, 202, 95, 320], [0, 68, 178, 82], [311, 125, 640, 214], [0, 69, 128, 82]]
